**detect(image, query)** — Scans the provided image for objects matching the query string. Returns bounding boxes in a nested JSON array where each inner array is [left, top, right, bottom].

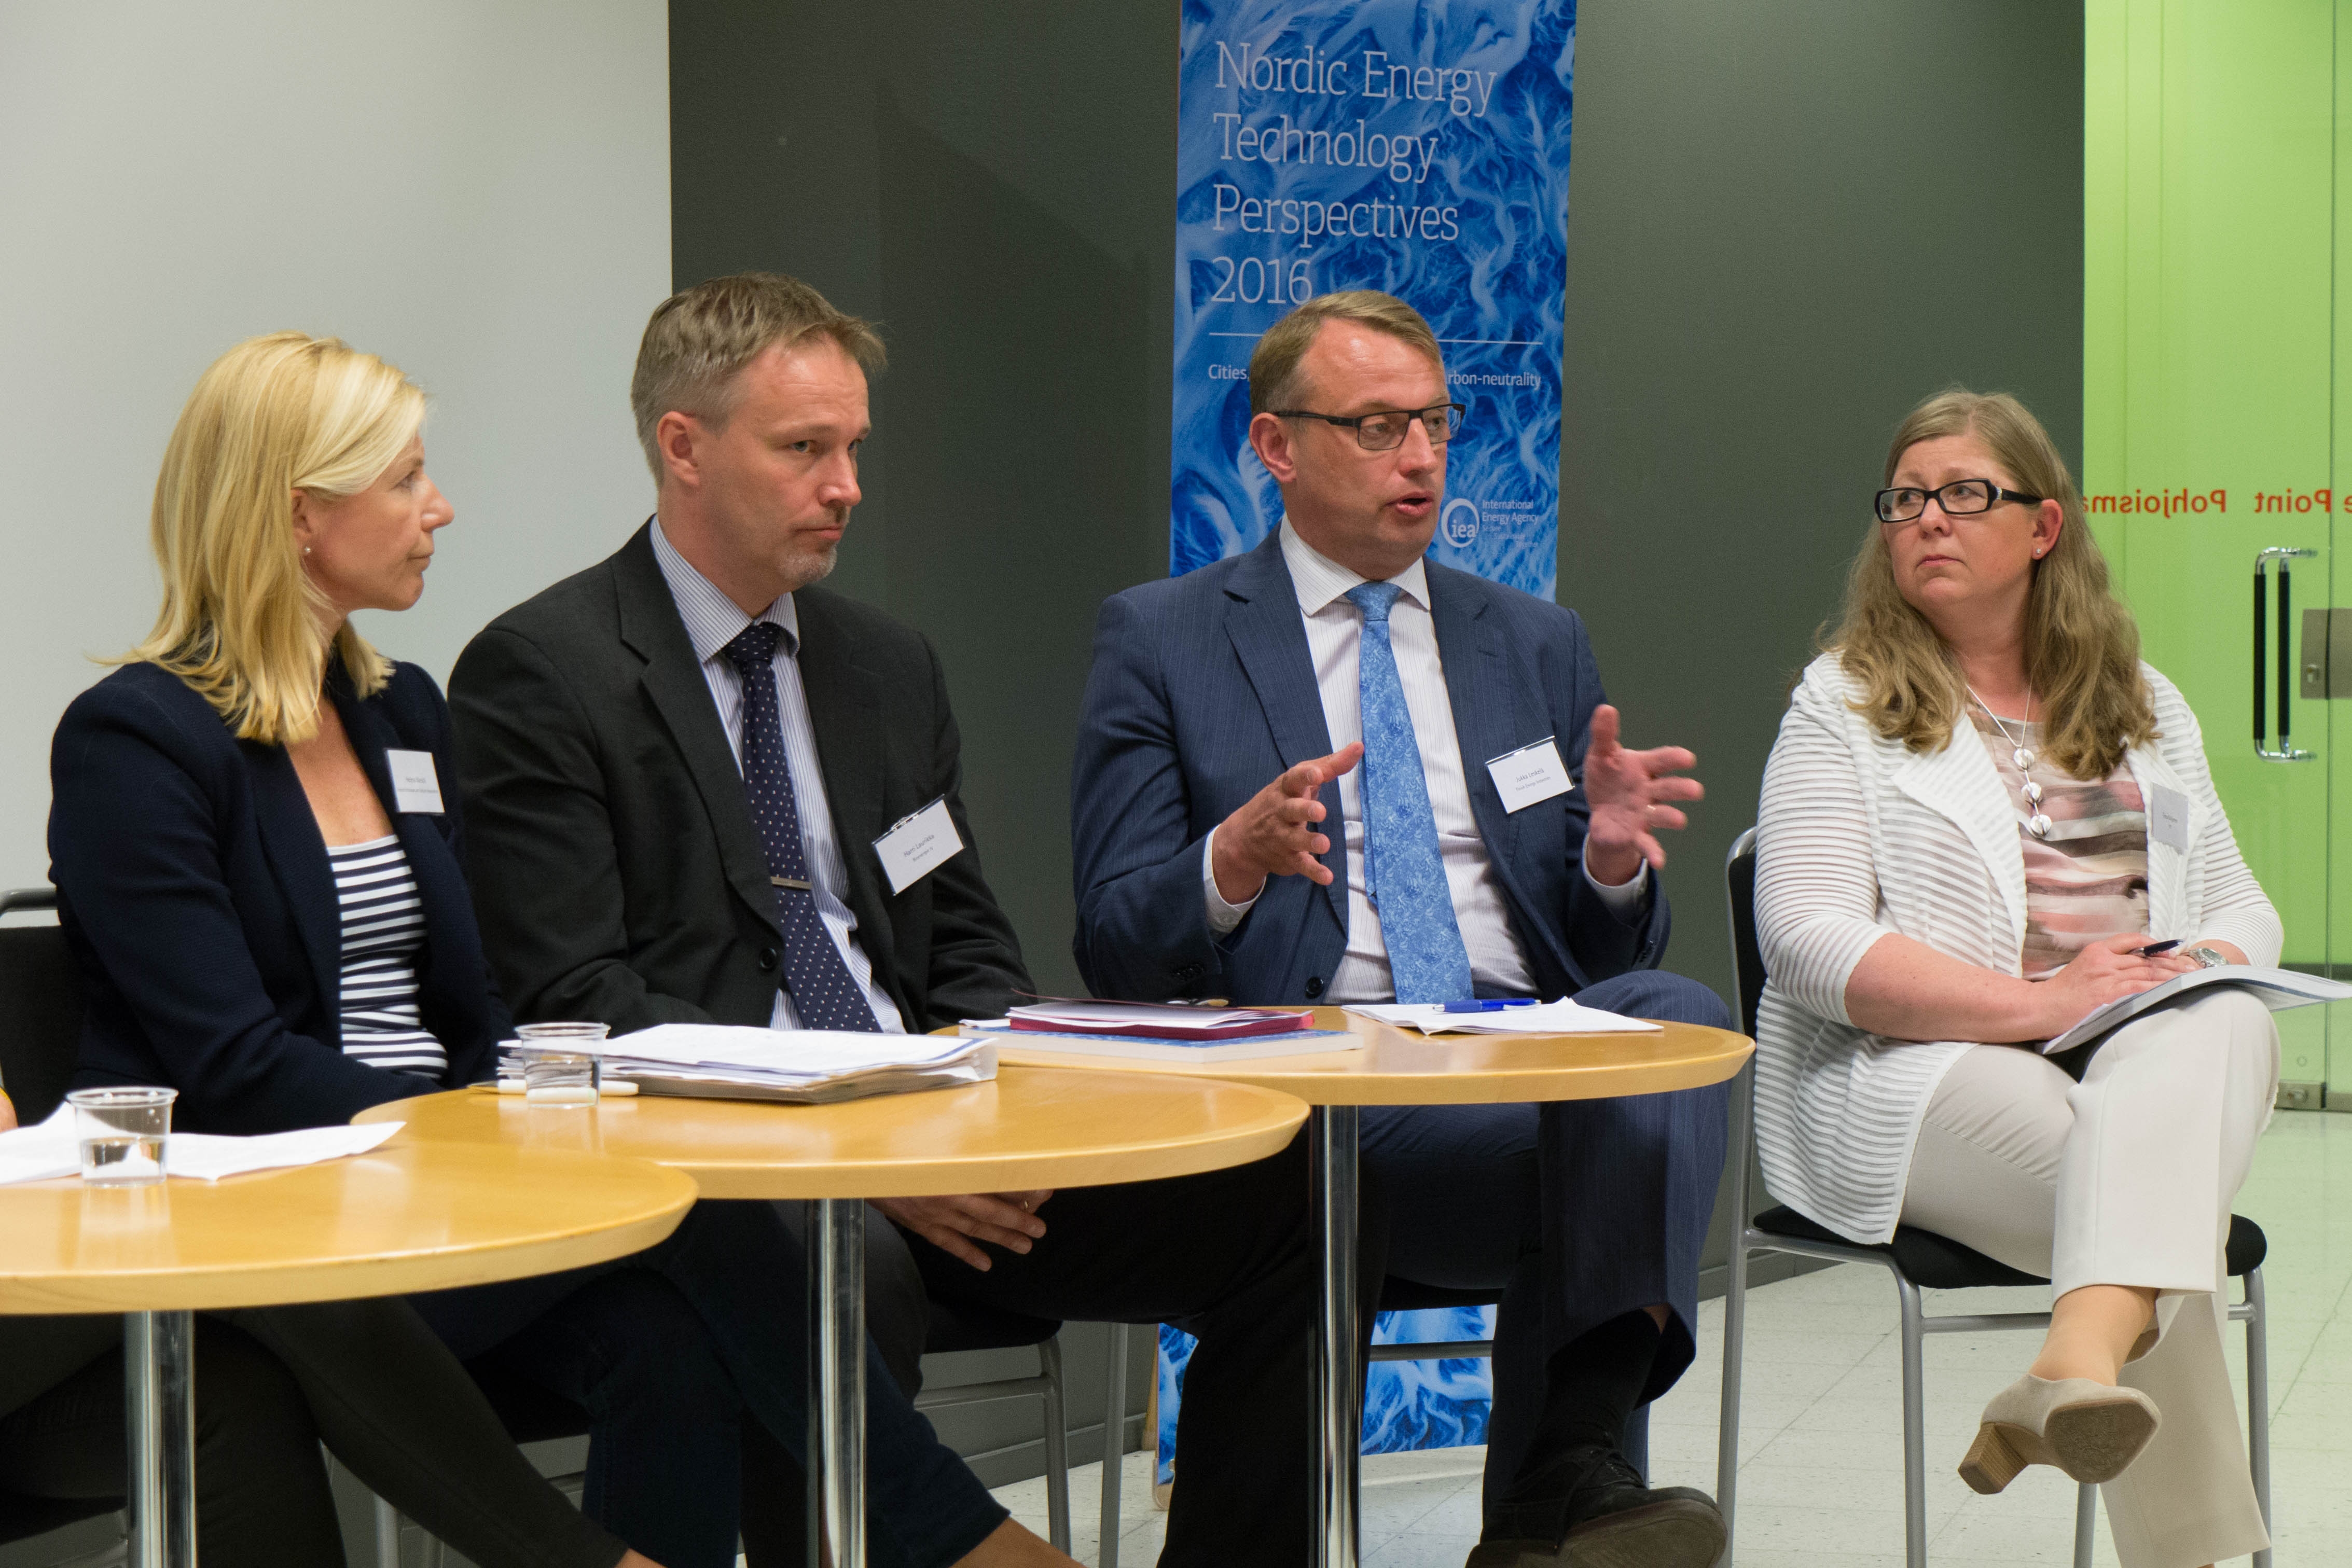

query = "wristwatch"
[[2182, 945, 2230, 969]]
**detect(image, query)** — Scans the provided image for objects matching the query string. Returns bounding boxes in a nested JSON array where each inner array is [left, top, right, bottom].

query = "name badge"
[[873, 796, 964, 895], [385, 750, 445, 815], [2149, 784, 2190, 853], [1486, 737, 1573, 814]]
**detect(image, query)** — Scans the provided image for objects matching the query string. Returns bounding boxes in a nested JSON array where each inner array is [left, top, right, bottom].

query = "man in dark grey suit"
[[450, 272, 1380, 1568]]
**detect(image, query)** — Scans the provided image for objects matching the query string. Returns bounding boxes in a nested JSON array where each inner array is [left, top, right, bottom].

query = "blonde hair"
[[1248, 291, 1445, 416], [128, 332, 421, 745], [630, 272, 885, 481], [1825, 388, 2155, 778]]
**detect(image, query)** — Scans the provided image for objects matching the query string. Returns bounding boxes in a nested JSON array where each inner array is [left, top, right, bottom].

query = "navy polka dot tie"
[[722, 622, 882, 1032]]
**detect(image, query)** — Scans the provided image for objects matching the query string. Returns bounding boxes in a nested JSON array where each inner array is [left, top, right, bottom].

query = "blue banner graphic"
[[1157, 1307, 1500, 1482], [1171, 0, 1576, 597]]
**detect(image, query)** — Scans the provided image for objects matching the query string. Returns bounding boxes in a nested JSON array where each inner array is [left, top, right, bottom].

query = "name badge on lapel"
[[2149, 784, 2190, 853], [1485, 737, 1573, 814], [385, 750, 445, 815], [873, 796, 964, 895]]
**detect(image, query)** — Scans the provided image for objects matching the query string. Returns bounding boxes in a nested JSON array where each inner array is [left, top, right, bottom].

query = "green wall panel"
[[2086, 0, 2348, 1094]]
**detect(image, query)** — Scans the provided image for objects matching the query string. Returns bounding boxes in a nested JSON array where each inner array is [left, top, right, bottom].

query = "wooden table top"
[[0, 1141, 696, 1315], [974, 1008, 1752, 1106], [354, 1066, 1309, 1201]]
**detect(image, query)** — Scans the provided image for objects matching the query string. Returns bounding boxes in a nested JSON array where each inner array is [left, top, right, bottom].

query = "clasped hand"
[[874, 1191, 1054, 1271]]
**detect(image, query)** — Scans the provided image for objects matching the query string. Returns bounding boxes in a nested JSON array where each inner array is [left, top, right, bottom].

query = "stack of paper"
[[1344, 1000, 1663, 1035], [1006, 1000, 1317, 1040], [0, 1106, 404, 1186], [510, 1025, 997, 1104]]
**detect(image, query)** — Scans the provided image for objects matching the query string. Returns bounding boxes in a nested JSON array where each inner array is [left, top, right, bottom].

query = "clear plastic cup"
[[66, 1087, 176, 1184], [515, 1022, 608, 1107]]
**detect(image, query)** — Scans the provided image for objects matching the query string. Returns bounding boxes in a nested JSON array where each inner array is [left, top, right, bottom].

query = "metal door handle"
[[2256, 547, 2317, 760]]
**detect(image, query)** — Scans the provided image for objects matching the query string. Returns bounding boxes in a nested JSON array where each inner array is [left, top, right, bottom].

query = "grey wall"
[[0, 2, 671, 895], [1561, 0, 2085, 1009]]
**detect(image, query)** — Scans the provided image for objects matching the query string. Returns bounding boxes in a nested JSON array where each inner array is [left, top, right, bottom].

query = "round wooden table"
[[981, 1009, 1755, 1568], [357, 1067, 1309, 1568], [0, 1141, 696, 1568]]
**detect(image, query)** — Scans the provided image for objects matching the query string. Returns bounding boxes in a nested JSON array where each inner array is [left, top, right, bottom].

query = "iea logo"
[[1441, 498, 1481, 546]]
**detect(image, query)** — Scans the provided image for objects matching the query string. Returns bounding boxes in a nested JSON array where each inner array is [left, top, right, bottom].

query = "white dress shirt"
[[1201, 520, 1645, 1003], [651, 519, 906, 1034]]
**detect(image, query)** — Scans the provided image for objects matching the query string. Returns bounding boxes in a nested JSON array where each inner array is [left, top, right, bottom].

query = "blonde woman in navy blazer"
[[50, 334, 1066, 1568]]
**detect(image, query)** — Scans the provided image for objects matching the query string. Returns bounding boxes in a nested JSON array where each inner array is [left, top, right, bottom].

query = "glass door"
[[2086, 0, 2347, 1108]]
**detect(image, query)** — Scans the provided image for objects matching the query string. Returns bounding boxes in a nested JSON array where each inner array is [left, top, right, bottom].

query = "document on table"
[[1343, 1000, 1663, 1035], [525, 1024, 998, 1104], [0, 1107, 403, 1185]]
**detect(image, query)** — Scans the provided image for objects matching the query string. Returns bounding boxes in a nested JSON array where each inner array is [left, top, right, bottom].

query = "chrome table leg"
[[1309, 1105, 1361, 1568], [127, 1309, 195, 1568], [810, 1198, 867, 1568]]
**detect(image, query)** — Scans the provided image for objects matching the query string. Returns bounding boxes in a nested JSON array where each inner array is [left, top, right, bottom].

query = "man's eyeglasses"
[[1875, 478, 2043, 524], [1272, 402, 1466, 452]]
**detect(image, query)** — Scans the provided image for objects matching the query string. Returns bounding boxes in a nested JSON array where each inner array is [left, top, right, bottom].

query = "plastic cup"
[[515, 1023, 608, 1107], [67, 1086, 176, 1185]]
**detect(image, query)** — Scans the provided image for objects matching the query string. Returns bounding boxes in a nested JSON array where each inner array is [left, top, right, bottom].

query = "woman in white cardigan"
[[1755, 389, 2277, 1568]]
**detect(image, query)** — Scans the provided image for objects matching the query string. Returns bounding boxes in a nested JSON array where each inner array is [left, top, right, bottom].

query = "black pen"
[[2133, 939, 2181, 958]]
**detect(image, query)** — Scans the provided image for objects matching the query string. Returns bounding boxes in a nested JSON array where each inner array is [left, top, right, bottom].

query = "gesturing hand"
[[874, 1191, 1055, 1272], [1581, 705, 1703, 885], [2034, 934, 2198, 1037], [1210, 744, 1364, 906]]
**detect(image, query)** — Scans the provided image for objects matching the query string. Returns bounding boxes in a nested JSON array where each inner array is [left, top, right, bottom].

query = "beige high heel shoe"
[[1958, 1374, 2162, 1495]]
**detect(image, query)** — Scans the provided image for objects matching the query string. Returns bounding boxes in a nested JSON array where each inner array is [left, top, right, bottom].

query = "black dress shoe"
[[1555, 1446, 1725, 1568]]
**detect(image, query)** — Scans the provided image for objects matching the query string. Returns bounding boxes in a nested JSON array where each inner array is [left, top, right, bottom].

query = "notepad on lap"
[[2041, 966, 2352, 1055]]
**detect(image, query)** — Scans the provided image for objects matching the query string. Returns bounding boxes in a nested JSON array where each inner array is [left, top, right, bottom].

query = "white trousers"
[[1898, 989, 2278, 1568]]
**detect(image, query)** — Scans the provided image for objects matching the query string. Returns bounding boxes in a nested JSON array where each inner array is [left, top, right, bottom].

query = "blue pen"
[[1442, 998, 1538, 1013]]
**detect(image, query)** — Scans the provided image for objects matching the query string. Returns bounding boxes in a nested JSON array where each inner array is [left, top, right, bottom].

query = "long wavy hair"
[[125, 332, 421, 745], [1823, 389, 2155, 778]]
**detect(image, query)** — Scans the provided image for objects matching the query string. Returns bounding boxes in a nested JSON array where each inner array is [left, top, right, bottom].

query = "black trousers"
[[0, 1304, 622, 1568], [906, 1127, 1389, 1568]]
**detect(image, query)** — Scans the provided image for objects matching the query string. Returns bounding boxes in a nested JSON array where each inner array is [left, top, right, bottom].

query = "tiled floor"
[[994, 1108, 2352, 1566]]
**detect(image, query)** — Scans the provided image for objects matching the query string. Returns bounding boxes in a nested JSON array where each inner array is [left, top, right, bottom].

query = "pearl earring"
[[303, 545, 312, 555]]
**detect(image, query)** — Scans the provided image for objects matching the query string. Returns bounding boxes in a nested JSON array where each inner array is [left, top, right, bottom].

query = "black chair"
[[0, 887, 126, 1559], [1715, 831, 2273, 1568]]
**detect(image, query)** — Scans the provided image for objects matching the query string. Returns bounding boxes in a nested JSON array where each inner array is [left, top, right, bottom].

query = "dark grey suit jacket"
[[447, 523, 1030, 1035]]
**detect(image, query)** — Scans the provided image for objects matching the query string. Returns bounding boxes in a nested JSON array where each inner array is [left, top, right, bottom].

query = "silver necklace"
[[1970, 684, 2052, 839]]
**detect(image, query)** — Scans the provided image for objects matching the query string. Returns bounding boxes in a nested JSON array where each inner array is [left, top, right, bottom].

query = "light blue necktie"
[[1345, 581, 1474, 1004]]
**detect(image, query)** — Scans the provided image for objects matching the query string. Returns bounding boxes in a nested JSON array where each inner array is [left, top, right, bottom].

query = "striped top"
[[1752, 654, 2278, 1243], [1968, 711, 2150, 978], [328, 836, 449, 1076]]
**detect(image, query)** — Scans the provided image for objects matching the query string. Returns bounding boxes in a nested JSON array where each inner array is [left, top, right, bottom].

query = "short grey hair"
[[629, 272, 886, 480]]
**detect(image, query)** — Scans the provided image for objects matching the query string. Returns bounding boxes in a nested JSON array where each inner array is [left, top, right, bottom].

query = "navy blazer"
[[50, 660, 503, 1134], [1070, 532, 1671, 1006]]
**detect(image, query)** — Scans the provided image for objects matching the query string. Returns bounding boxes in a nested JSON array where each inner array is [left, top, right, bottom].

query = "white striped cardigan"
[[1753, 652, 2282, 1244]]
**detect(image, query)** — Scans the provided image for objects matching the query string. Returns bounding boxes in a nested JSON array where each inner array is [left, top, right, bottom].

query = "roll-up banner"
[[1169, 0, 1575, 599], [1158, 0, 1575, 1472]]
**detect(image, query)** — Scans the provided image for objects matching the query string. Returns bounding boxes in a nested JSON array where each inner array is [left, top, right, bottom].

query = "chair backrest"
[[0, 889, 86, 1123], [1725, 828, 1766, 1038]]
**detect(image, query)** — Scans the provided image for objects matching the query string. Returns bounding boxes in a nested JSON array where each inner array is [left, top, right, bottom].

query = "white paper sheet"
[[1343, 1000, 1663, 1035], [164, 1122, 403, 1183], [0, 1107, 404, 1186]]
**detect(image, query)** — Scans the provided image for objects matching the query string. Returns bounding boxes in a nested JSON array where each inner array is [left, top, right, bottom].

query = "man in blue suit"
[[1071, 292, 1731, 1568]]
